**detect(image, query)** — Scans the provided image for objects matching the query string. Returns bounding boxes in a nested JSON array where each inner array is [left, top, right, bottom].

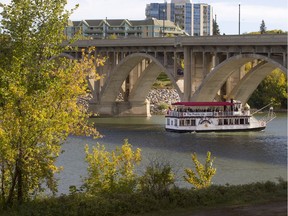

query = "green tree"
[[108, 33, 117, 39], [0, 0, 103, 207], [184, 151, 216, 189], [260, 20, 267, 34], [213, 18, 220, 35], [248, 69, 287, 109], [84, 139, 141, 194]]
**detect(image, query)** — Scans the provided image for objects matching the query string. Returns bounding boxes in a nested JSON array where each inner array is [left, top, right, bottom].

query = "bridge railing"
[[70, 34, 288, 48]]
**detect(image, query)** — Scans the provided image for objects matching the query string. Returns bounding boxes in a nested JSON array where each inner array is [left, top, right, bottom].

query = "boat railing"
[[167, 110, 247, 117], [259, 107, 276, 123]]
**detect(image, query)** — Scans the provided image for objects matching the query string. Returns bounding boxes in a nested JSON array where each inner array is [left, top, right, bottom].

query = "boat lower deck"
[[165, 126, 266, 133]]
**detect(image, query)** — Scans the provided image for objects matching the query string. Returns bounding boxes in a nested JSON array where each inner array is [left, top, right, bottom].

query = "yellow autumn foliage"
[[84, 139, 141, 194], [184, 151, 216, 189]]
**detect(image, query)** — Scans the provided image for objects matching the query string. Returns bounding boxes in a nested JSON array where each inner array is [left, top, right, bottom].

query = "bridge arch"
[[100, 53, 183, 103], [191, 54, 287, 103]]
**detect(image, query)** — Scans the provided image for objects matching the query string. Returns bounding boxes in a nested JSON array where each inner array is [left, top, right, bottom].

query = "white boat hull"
[[165, 114, 267, 133], [165, 124, 266, 133]]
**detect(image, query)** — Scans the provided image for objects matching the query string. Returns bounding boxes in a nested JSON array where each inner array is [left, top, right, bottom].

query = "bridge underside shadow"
[[191, 54, 287, 104]]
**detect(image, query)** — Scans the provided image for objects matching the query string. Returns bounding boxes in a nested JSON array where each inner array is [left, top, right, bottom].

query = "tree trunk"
[[1, 163, 5, 204], [6, 166, 18, 207], [17, 164, 23, 204], [6, 145, 24, 206]]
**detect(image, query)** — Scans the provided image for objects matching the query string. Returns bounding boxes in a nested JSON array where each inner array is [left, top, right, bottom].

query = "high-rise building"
[[146, 0, 213, 36]]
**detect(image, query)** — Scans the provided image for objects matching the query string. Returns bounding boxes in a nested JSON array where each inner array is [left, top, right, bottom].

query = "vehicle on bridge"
[[165, 100, 276, 133]]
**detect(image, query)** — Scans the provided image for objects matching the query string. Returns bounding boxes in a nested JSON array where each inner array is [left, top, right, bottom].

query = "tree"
[[84, 139, 141, 194], [248, 69, 287, 109], [184, 152, 216, 189], [108, 33, 118, 40], [0, 0, 104, 207], [260, 20, 267, 34], [213, 18, 220, 35]]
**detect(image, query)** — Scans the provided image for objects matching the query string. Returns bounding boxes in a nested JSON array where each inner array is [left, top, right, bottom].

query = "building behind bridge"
[[65, 18, 187, 39], [146, 0, 213, 36], [65, 0, 213, 39]]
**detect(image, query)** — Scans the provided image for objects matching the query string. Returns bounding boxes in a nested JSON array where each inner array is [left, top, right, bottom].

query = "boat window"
[[219, 119, 223, 125], [186, 119, 190, 126], [245, 118, 249, 124], [229, 119, 234, 125], [180, 120, 184, 126], [167, 118, 170, 126], [174, 120, 178, 126], [240, 118, 244, 124], [224, 119, 228, 125], [235, 119, 239, 124], [191, 119, 196, 126]]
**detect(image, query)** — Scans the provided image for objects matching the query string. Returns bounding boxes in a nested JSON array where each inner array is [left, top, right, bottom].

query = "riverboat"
[[165, 100, 276, 133]]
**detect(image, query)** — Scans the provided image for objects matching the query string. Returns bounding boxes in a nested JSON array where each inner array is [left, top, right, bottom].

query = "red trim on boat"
[[172, 102, 234, 106]]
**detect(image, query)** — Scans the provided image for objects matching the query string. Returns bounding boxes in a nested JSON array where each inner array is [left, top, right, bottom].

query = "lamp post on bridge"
[[162, 8, 166, 37], [238, 3, 241, 35]]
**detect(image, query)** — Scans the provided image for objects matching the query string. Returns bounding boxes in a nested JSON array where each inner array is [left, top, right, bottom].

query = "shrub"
[[84, 139, 141, 195], [184, 151, 216, 189], [139, 160, 175, 198], [158, 103, 169, 111]]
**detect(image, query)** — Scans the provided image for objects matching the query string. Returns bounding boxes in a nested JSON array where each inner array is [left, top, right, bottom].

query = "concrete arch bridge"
[[66, 34, 287, 116]]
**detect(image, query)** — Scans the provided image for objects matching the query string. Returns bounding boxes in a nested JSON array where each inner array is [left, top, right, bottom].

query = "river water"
[[56, 113, 287, 194]]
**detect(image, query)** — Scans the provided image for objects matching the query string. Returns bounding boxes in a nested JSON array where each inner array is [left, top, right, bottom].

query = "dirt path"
[[191, 201, 287, 216]]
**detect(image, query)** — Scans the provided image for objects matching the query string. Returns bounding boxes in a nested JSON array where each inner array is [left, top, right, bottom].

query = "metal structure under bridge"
[[62, 34, 287, 116]]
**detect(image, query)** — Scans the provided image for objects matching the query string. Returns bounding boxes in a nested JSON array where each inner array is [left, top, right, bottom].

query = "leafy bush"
[[184, 151, 217, 189], [158, 103, 169, 111], [139, 160, 175, 198], [84, 139, 141, 195]]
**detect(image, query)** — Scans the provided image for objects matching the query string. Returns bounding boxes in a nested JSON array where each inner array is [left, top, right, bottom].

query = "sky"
[[1, 0, 288, 35]]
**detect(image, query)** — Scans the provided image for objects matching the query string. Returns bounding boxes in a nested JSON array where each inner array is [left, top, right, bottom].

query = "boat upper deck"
[[166, 101, 250, 118], [166, 109, 251, 118], [172, 102, 235, 107]]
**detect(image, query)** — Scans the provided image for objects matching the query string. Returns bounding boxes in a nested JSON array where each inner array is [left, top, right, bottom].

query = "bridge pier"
[[184, 47, 192, 101], [184, 50, 215, 101]]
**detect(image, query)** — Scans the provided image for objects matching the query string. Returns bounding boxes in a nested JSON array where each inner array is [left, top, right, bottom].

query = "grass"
[[152, 72, 172, 89], [1, 180, 286, 216]]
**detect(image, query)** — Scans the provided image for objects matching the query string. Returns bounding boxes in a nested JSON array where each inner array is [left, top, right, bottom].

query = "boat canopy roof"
[[172, 102, 234, 107]]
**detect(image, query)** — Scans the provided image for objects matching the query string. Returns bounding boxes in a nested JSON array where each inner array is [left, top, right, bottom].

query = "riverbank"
[[142, 201, 287, 216], [113, 88, 180, 114], [1, 180, 286, 216], [146, 88, 180, 114]]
